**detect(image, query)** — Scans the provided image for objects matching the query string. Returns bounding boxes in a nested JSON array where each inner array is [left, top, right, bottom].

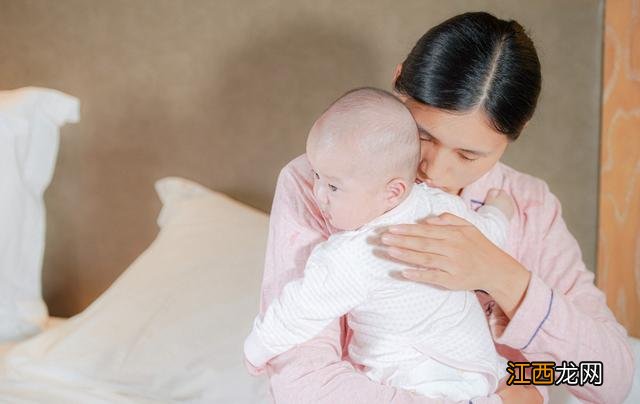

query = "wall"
[[0, 0, 603, 315]]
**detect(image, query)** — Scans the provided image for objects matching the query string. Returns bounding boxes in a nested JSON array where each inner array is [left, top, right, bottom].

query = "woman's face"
[[403, 98, 510, 195]]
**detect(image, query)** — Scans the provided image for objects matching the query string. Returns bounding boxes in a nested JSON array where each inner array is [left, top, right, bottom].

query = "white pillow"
[[0, 87, 79, 342], [0, 177, 270, 403]]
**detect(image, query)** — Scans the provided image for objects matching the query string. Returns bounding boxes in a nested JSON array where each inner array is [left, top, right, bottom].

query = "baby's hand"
[[485, 188, 515, 220]]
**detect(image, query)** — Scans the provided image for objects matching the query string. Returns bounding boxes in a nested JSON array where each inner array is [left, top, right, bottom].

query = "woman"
[[247, 12, 634, 403]]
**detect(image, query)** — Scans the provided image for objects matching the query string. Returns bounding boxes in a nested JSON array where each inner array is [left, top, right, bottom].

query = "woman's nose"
[[416, 160, 429, 182], [425, 151, 448, 183]]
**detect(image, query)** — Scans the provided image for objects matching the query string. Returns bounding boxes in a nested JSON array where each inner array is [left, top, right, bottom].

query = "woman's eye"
[[420, 135, 433, 142], [314, 171, 320, 179], [459, 153, 477, 162], [329, 184, 338, 192]]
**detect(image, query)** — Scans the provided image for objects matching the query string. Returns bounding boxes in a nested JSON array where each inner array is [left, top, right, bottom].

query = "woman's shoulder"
[[277, 154, 313, 185], [272, 154, 333, 234], [281, 153, 311, 174], [495, 162, 557, 208], [490, 163, 569, 262], [494, 163, 567, 242]]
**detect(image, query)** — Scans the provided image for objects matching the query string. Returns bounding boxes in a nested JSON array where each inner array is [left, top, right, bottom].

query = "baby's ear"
[[385, 178, 408, 205]]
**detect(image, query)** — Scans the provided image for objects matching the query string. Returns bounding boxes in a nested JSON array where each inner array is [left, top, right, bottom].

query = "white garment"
[[245, 184, 508, 400]]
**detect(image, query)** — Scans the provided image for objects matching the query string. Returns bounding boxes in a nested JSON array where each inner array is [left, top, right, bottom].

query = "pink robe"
[[246, 154, 634, 404]]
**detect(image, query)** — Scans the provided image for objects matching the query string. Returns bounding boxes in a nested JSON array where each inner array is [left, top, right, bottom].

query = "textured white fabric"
[[246, 183, 508, 400], [0, 87, 79, 342]]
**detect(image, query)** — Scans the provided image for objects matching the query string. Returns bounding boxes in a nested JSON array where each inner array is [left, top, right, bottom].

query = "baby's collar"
[[363, 184, 421, 229]]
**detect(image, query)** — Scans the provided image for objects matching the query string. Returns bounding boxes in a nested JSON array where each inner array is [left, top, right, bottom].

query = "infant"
[[244, 88, 510, 400]]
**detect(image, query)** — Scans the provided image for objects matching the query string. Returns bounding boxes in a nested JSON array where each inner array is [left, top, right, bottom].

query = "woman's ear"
[[393, 63, 402, 82], [391, 63, 407, 101]]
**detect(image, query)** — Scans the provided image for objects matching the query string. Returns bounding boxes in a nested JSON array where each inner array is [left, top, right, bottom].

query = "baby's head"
[[306, 87, 420, 231]]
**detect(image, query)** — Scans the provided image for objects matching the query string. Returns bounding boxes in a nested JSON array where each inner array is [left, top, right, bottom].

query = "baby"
[[244, 88, 510, 400]]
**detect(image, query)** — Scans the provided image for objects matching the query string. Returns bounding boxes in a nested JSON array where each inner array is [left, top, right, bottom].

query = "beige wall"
[[0, 0, 603, 316], [597, 0, 640, 338]]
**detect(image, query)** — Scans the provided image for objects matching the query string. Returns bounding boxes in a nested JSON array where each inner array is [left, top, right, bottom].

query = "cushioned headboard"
[[0, 0, 603, 316]]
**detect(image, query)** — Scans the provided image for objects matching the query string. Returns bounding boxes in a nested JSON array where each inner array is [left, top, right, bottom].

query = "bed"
[[0, 173, 272, 403], [0, 318, 66, 358]]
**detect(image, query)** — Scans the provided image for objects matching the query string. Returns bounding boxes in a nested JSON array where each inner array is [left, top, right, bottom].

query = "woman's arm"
[[380, 184, 634, 403], [490, 187, 634, 403], [250, 155, 513, 404]]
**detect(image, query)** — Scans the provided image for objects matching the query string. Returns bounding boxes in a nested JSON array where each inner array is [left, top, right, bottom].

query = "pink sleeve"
[[492, 184, 635, 403], [247, 155, 505, 404]]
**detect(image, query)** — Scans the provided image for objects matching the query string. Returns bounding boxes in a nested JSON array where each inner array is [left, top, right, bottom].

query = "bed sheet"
[[0, 317, 66, 357], [0, 316, 177, 404], [0, 313, 637, 402]]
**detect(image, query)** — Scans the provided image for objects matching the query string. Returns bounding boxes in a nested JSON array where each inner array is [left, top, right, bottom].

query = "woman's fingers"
[[381, 234, 452, 255], [386, 247, 449, 269], [385, 222, 461, 239], [402, 267, 451, 288]]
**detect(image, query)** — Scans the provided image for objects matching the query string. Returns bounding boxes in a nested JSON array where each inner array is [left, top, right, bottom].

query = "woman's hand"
[[379, 213, 531, 318], [497, 383, 544, 404]]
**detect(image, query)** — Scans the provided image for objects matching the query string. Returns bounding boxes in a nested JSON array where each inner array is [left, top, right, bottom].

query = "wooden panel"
[[597, 0, 640, 337]]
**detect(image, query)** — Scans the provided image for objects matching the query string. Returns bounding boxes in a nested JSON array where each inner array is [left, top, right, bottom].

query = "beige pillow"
[[0, 177, 269, 403]]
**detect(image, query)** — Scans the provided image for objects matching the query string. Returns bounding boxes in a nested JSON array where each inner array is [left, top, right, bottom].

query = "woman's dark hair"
[[394, 12, 541, 140]]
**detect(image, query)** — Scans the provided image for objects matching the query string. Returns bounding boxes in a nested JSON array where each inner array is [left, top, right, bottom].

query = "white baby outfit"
[[245, 183, 508, 400]]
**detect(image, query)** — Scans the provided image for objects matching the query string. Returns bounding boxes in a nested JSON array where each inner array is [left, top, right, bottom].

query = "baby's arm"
[[430, 188, 514, 249], [483, 189, 515, 220], [244, 242, 367, 368]]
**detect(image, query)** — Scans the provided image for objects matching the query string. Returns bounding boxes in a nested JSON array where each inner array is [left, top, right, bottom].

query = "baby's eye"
[[328, 184, 338, 192], [314, 171, 320, 179]]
